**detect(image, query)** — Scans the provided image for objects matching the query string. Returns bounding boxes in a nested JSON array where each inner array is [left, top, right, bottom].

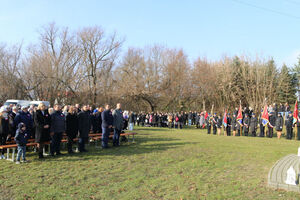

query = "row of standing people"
[[0, 103, 128, 162]]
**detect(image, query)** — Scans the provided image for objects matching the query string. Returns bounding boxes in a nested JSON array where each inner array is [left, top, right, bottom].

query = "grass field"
[[1, 127, 300, 200]]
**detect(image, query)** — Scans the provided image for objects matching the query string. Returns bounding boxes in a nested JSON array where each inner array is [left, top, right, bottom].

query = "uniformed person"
[[268, 112, 276, 138], [226, 113, 231, 136], [249, 113, 258, 137], [232, 113, 237, 136], [275, 113, 283, 139], [285, 112, 293, 140], [212, 113, 218, 135], [243, 114, 249, 136], [206, 113, 211, 134]]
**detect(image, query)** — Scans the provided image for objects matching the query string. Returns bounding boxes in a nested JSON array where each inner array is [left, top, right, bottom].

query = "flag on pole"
[[293, 100, 298, 125], [261, 105, 269, 126], [205, 111, 208, 120], [223, 110, 227, 127], [236, 105, 243, 126]]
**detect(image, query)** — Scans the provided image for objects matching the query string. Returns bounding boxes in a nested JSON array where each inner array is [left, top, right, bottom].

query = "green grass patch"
[[1, 127, 300, 199]]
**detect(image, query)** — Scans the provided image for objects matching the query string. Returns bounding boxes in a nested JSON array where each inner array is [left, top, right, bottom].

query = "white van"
[[4, 100, 31, 107], [29, 101, 50, 108]]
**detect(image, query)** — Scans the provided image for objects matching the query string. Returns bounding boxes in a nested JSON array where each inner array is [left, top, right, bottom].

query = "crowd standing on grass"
[[0, 102, 133, 164], [135, 102, 300, 139]]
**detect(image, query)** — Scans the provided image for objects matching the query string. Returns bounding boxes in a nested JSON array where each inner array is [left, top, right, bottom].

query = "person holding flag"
[[223, 110, 227, 136], [292, 100, 299, 140], [267, 112, 276, 138], [297, 112, 300, 140], [260, 105, 269, 137], [236, 105, 243, 136]]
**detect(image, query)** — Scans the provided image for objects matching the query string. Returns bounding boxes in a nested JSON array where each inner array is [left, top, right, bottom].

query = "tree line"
[[0, 23, 299, 113]]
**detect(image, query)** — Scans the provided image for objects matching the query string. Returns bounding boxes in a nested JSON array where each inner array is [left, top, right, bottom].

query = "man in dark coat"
[[101, 104, 113, 148], [259, 110, 265, 137], [112, 103, 123, 147], [243, 114, 249, 136], [34, 103, 51, 159], [226, 113, 231, 136], [275, 113, 284, 139], [14, 106, 33, 138], [50, 104, 65, 156], [77, 105, 91, 152], [268, 112, 276, 138], [66, 106, 78, 154], [206, 114, 211, 134], [249, 113, 258, 137], [212, 113, 217, 135], [285, 112, 293, 140]]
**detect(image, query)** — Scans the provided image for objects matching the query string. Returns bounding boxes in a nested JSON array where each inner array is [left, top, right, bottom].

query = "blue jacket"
[[14, 111, 33, 135], [14, 123, 28, 146], [101, 109, 113, 128]]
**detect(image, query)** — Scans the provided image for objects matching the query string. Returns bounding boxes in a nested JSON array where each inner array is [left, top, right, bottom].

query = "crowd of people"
[[0, 100, 299, 164], [0, 102, 134, 164], [135, 102, 300, 139]]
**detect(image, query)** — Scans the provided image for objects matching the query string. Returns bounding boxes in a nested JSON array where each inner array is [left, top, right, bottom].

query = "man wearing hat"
[[285, 111, 293, 139], [14, 106, 33, 139]]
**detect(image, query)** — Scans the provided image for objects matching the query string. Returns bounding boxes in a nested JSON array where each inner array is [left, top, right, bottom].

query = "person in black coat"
[[66, 106, 78, 154], [50, 104, 66, 156], [226, 113, 232, 136], [249, 113, 258, 137], [101, 104, 113, 148], [212, 113, 217, 135], [217, 114, 222, 136], [206, 114, 211, 134], [232, 114, 237, 136], [34, 103, 51, 159], [243, 114, 250, 136], [259, 110, 265, 137], [297, 113, 300, 140], [268, 112, 276, 138], [77, 105, 91, 152], [275, 113, 284, 139], [0, 107, 12, 159], [285, 112, 293, 140]]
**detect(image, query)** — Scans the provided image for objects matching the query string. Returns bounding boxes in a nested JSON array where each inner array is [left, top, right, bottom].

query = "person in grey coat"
[[78, 105, 91, 152], [112, 103, 123, 146], [275, 113, 284, 139], [50, 104, 66, 156], [249, 113, 258, 137]]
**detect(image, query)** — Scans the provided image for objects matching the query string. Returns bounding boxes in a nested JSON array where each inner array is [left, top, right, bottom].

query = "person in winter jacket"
[[14, 123, 28, 164], [249, 113, 258, 137], [268, 112, 276, 138], [112, 103, 123, 147], [275, 113, 284, 139], [50, 104, 66, 156], [101, 104, 113, 149], [14, 106, 33, 138], [286, 112, 294, 140], [66, 106, 78, 154], [34, 103, 51, 159], [78, 105, 91, 152], [0, 106, 12, 159]]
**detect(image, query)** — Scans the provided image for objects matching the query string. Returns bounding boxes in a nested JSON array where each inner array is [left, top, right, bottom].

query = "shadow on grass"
[[34, 135, 198, 162]]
